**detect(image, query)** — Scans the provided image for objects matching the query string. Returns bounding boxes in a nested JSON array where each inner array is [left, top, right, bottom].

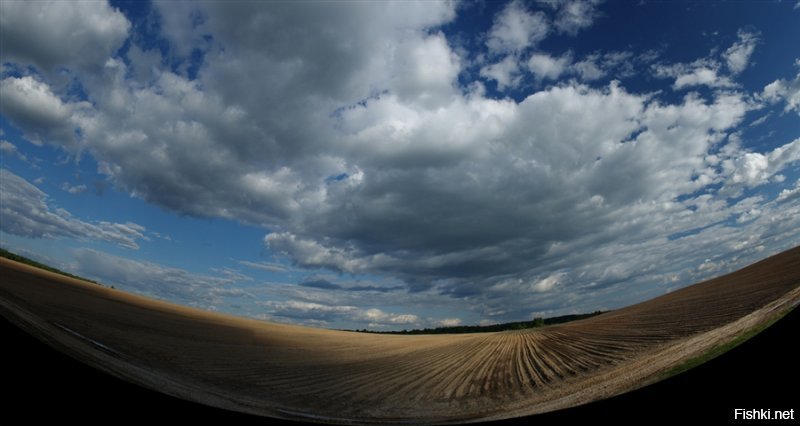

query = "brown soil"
[[1, 246, 798, 424]]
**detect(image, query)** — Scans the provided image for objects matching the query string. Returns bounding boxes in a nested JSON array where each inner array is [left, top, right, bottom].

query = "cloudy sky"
[[1, 0, 799, 330]]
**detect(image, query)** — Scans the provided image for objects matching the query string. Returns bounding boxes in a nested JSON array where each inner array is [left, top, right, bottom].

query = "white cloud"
[[486, 1, 549, 54], [0, 169, 146, 249], [437, 318, 462, 327], [0, 140, 26, 161], [674, 67, 724, 89], [724, 30, 759, 74], [570, 51, 640, 81], [61, 182, 88, 195], [549, 0, 603, 35], [0, 140, 16, 155], [572, 56, 606, 80], [480, 55, 523, 90], [238, 260, 290, 273], [730, 152, 769, 187], [73, 248, 253, 308], [392, 32, 461, 108], [652, 57, 736, 90], [724, 138, 800, 192], [760, 72, 800, 116], [749, 113, 770, 127], [0, 76, 88, 147], [527, 52, 572, 80], [0, 0, 130, 73], [777, 179, 800, 202], [532, 272, 565, 292]]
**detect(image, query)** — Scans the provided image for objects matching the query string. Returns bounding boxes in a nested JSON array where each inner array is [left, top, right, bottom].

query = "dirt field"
[[1, 246, 798, 424]]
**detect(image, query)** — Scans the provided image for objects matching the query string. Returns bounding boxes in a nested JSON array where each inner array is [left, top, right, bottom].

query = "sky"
[[1, 0, 799, 331]]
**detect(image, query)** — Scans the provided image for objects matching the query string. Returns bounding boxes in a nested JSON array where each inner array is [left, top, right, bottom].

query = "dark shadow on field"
[[3, 307, 797, 425]]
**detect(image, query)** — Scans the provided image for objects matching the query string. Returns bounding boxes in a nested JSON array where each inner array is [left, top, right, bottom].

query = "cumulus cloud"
[[0, 169, 146, 249], [480, 55, 523, 90], [61, 182, 87, 195], [761, 72, 800, 116], [572, 55, 606, 80], [776, 179, 800, 202], [726, 138, 800, 189], [486, 1, 549, 54], [674, 67, 729, 89], [0, 140, 26, 161], [568, 51, 642, 81], [73, 248, 253, 308], [527, 52, 572, 80], [393, 32, 462, 108], [0, 76, 88, 147], [0, 0, 130, 73], [652, 29, 760, 90], [724, 30, 759, 74], [151, 0, 212, 59], [653, 60, 735, 90], [542, 0, 603, 36]]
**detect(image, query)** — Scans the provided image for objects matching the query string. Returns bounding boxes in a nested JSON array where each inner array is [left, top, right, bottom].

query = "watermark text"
[[734, 408, 795, 421]]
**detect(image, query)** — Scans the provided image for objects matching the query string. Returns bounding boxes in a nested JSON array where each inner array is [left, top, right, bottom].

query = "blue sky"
[[1, 0, 799, 330]]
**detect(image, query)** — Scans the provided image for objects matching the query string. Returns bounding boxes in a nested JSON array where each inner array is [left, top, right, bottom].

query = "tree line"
[[350, 311, 607, 335]]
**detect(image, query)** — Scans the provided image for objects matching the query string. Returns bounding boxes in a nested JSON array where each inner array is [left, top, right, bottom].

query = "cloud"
[[761, 71, 800, 116], [480, 55, 523, 90], [299, 279, 340, 290], [726, 138, 800, 189], [653, 29, 759, 90], [238, 260, 290, 273], [61, 182, 87, 195], [492, 271, 566, 294], [0, 0, 130, 73], [749, 113, 770, 127], [436, 318, 462, 327], [151, 0, 212, 59], [264, 300, 420, 328], [0, 169, 146, 249], [724, 30, 759, 74], [0, 140, 27, 161], [569, 51, 642, 81], [572, 56, 606, 80], [0, 76, 89, 148], [777, 179, 800, 202], [486, 1, 549, 54], [673, 67, 730, 89], [72, 248, 253, 309], [393, 32, 462, 108], [527, 52, 572, 80], [544, 0, 603, 36], [652, 56, 738, 90]]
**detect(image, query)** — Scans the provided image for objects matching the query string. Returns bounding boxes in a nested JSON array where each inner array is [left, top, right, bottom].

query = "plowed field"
[[1, 246, 798, 424]]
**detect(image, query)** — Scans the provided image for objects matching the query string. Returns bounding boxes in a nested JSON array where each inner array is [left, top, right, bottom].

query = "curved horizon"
[[2, 246, 798, 423]]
